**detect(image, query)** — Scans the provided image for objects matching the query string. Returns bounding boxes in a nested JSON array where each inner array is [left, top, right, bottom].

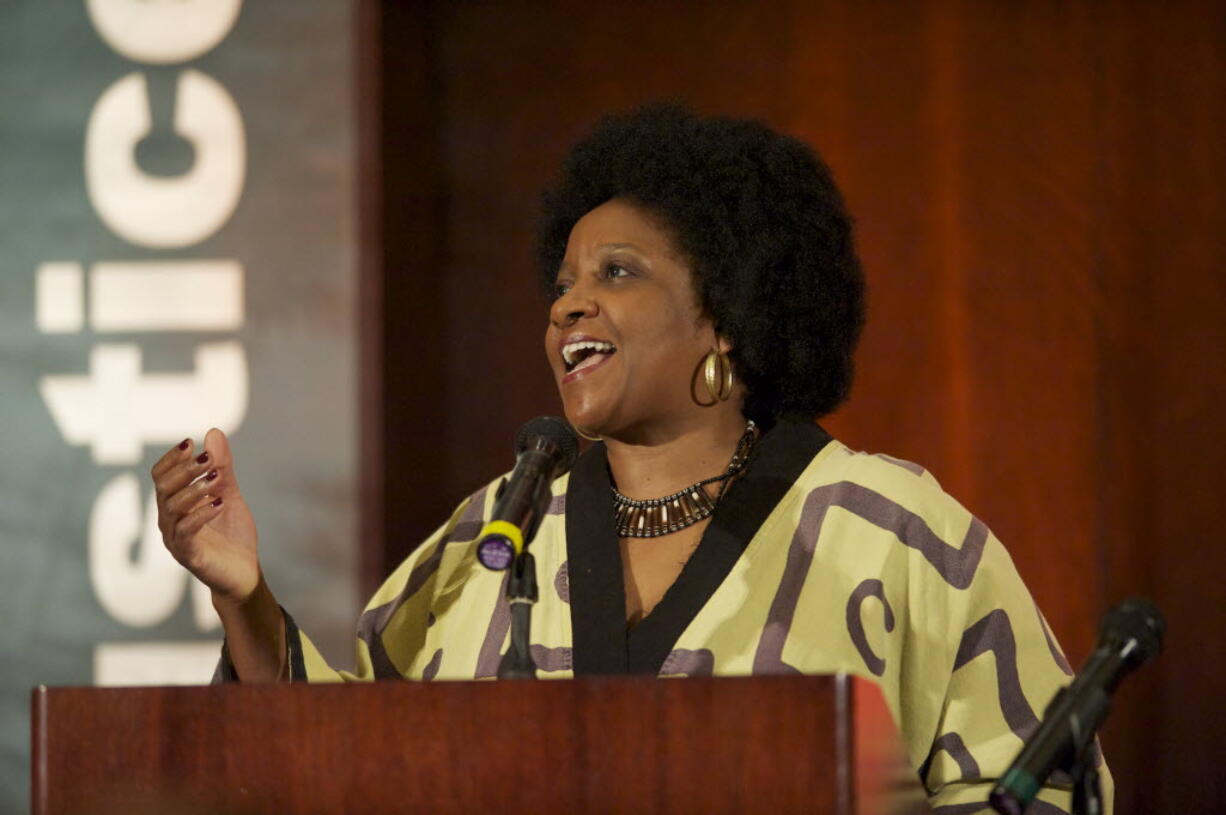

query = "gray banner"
[[0, 2, 359, 809]]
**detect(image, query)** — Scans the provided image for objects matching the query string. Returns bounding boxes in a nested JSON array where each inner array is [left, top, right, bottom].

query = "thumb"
[[203, 427, 239, 486]]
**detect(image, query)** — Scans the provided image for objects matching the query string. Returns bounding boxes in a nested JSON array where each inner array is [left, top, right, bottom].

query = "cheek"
[[649, 302, 708, 350], [632, 312, 707, 379], [637, 294, 693, 336]]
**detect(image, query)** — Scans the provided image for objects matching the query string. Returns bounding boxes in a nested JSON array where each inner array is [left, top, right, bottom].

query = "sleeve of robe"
[[214, 480, 498, 683], [913, 528, 1111, 813], [837, 455, 1115, 814], [655, 441, 1113, 813]]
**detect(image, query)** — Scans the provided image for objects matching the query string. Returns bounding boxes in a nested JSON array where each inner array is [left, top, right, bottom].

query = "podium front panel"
[[32, 674, 921, 814]]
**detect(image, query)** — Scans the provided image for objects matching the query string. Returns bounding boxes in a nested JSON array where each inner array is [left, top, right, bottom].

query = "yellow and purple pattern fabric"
[[249, 418, 1110, 813]]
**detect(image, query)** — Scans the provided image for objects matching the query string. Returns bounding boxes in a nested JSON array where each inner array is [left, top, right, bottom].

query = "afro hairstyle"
[[537, 103, 866, 425]]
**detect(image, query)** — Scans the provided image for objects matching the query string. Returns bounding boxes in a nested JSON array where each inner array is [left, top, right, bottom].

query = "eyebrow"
[[556, 243, 649, 276]]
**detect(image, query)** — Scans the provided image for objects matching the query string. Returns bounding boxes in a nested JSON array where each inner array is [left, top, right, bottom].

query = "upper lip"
[[558, 333, 617, 369]]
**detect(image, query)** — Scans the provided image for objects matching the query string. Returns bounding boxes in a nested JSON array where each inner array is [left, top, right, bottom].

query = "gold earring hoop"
[[703, 348, 734, 402], [573, 424, 602, 442]]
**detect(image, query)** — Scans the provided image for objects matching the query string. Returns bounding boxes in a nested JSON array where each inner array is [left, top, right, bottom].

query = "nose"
[[549, 282, 598, 328]]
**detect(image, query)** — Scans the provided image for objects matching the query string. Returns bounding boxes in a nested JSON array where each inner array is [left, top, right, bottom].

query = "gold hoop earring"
[[573, 424, 602, 442], [703, 348, 734, 402]]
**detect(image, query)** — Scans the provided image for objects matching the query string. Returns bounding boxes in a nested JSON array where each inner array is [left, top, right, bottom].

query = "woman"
[[153, 104, 1103, 811]]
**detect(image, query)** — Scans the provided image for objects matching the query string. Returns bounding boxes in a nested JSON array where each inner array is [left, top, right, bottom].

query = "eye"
[[552, 279, 572, 299], [602, 262, 632, 280]]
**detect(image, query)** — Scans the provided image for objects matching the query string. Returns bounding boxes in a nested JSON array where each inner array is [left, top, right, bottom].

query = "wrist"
[[212, 572, 270, 618], [212, 573, 288, 683]]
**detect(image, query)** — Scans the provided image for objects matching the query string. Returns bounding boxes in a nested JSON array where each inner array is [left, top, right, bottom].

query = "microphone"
[[989, 597, 1165, 814], [476, 417, 579, 571]]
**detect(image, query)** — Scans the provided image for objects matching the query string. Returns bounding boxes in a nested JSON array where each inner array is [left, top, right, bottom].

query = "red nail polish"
[[205, 470, 219, 482], [178, 439, 190, 450], [196, 453, 209, 464], [211, 497, 224, 508]]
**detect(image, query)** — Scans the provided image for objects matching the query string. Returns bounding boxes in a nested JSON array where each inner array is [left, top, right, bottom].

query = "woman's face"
[[545, 198, 719, 439]]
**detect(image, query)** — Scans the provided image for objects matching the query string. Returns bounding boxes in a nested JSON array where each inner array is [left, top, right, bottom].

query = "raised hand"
[[152, 427, 260, 605]]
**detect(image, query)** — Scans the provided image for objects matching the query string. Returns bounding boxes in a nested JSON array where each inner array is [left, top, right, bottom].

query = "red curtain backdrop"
[[362, 2, 1226, 810]]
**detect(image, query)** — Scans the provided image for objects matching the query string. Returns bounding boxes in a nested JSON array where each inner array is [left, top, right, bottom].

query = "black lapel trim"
[[566, 442, 629, 675], [283, 606, 307, 682], [625, 417, 833, 674]]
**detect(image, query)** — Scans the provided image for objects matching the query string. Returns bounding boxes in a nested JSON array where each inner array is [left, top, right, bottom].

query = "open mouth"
[[562, 339, 617, 374]]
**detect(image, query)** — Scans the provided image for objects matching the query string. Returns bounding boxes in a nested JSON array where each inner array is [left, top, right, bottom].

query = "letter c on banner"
[[85, 71, 246, 249], [86, 0, 243, 65]]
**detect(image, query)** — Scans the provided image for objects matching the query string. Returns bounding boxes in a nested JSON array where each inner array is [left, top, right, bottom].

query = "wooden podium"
[[32, 674, 929, 814]]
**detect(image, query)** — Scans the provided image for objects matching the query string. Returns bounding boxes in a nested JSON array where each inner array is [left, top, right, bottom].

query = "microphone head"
[[514, 416, 579, 474], [1101, 597, 1166, 667]]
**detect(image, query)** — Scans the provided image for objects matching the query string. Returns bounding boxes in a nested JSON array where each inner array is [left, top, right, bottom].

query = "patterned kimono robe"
[[225, 418, 1110, 813]]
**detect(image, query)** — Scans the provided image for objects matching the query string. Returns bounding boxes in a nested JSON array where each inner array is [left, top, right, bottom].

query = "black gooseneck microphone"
[[476, 416, 579, 571], [990, 597, 1165, 814]]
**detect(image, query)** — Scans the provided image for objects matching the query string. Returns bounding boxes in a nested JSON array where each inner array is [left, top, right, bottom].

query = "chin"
[[563, 407, 603, 436], [562, 399, 615, 438]]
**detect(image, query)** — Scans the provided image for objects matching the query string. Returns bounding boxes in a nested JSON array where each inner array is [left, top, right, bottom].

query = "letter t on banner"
[[39, 342, 248, 466]]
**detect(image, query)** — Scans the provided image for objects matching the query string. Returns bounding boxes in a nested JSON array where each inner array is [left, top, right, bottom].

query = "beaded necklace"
[[611, 420, 758, 538]]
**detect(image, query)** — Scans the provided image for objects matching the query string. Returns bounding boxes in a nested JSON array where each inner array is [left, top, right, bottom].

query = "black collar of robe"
[[566, 415, 833, 675]]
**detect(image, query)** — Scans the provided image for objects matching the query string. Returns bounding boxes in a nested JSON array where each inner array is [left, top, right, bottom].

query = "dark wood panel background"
[[361, 1, 1226, 810]]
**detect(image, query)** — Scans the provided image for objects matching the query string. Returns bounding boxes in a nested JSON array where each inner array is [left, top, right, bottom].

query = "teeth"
[[562, 340, 616, 366]]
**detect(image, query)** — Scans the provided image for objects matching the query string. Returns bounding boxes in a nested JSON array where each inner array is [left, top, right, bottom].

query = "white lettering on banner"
[[85, 0, 243, 65], [37, 260, 245, 333], [89, 474, 188, 627], [33, 3, 249, 683], [91, 260, 244, 331], [94, 642, 225, 686], [35, 262, 85, 333], [87, 475, 220, 631], [40, 342, 248, 466], [85, 70, 246, 249]]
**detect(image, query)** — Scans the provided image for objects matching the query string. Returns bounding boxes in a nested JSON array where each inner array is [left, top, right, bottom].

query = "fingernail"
[[196, 453, 209, 464], [178, 439, 190, 450], [205, 470, 218, 482], [211, 497, 224, 508]]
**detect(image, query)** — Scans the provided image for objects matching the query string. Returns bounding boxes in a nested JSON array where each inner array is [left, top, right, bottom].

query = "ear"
[[715, 335, 734, 355]]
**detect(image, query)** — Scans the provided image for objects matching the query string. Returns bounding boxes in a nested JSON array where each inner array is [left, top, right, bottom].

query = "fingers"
[[152, 437, 194, 479], [152, 428, 234, 483], [154, 447, 217, 506], [163, 466, 224, 518], [152, 431, 234, 540], [172, 496, 226, 555]]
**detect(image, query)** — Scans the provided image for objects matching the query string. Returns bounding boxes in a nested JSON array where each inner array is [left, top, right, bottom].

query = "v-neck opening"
[[567, 416, 832, 676]]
